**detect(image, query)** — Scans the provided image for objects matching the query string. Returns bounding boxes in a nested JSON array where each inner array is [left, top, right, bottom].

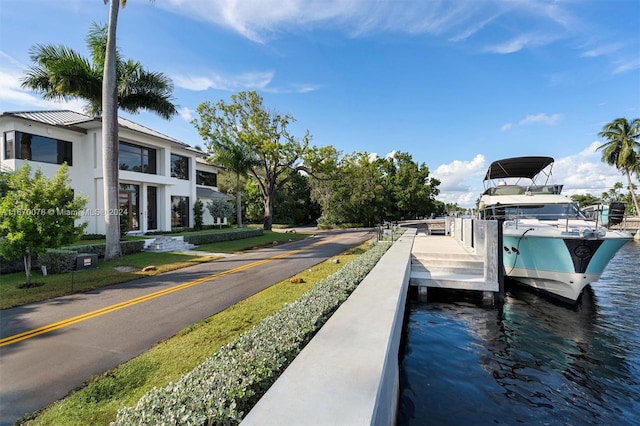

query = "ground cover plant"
[[19, 243, 373, 425]]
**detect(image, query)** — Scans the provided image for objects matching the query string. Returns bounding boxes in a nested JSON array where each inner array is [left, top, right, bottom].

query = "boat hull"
[[502, 231, 631, 303]]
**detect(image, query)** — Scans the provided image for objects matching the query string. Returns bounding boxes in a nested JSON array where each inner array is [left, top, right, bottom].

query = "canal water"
[[398, 241, 640, 425]]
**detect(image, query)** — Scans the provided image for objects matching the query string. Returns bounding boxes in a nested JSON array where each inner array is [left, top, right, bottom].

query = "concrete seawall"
[[241, 228, 415, 425]]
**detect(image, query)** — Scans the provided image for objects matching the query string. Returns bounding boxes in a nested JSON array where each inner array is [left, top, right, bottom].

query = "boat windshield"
[[503, 203, 585, 220]]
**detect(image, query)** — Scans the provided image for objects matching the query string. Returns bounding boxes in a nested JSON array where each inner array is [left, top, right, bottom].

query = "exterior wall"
[[0, 118, 101, 232], [0, 113, 223, 235]]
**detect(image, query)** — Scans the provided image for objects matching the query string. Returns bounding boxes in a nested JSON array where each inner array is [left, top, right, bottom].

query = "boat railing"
[[484, 206, 588, 232]]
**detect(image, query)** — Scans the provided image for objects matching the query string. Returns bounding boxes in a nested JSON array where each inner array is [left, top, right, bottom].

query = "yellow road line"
[[0, 236, 340, 347]]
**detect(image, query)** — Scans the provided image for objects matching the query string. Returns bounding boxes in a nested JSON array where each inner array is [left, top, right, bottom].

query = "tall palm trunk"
[[625, 170, 640, 215], [103, 0, 122, 260], [235, 175, 243, 228]]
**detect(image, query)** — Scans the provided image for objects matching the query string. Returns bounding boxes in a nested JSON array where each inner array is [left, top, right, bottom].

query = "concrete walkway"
[[411, 232, 475, 258]]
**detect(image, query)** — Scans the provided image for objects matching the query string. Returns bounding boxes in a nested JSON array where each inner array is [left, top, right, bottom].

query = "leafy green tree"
[[207, 199, 235, 228], [0, 163, 87, 286], [208, 140, 259, 228], [21, 16, 176, 260], [387, 152, 440, 220], [311, 151, 440, 226], [193, 198, 204, 231], [192, 91, 338, 230], [314, 152, 386, 226], [571, 193, 601, 208], [0, 167, 11, 198], [598, 118, 640, 215], [243, 179, 266, 224], [273, 173, 321, 225]]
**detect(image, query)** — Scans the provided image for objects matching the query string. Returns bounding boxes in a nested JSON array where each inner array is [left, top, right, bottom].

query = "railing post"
[[496, 218, 505, 302]]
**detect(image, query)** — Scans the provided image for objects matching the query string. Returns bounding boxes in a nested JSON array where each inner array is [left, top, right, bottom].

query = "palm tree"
[[598, 118, 640, 216], [22, 8, 176, 260], [210, 139, 259, 228]]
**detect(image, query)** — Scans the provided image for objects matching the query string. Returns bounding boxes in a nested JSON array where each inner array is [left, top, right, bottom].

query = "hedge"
[[38, 249, 78, 275], [183, 229, 263, 246], [67, 240, 145, 258], [112, 240, 391, 425]]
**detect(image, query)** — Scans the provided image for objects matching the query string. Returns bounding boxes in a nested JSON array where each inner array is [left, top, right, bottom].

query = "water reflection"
[[398, 242, 640, 426]]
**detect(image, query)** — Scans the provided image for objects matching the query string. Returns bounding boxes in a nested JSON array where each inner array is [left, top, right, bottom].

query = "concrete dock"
[[410, 219, 501, 296]]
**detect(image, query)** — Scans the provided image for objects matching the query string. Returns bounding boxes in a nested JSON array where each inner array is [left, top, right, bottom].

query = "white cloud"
[[161, 0, 577, 48], [484, 33, 557, 54], [553, 144, 629, 197], [178, 106, 194, 121], [501, 113, 561, 131], [520, 113, 561, 125], [433, 154, 486, 191], [612, 56, 640, 75], [172, 71, 274, 92], [580, 42, 624, 58]]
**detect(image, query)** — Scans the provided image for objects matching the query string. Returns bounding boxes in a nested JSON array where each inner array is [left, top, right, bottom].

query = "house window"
[[171, 196, 189, 228], [4, 131, 73, 166], [196, 170, 217, 187], [171, 154, 189, 180], [147, 186, 157, 231], [119, 142, 156, 174], [119, 184, 140, 231]]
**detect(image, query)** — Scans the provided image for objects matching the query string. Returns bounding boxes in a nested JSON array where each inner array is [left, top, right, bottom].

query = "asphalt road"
[[0, 229, 374, 425]]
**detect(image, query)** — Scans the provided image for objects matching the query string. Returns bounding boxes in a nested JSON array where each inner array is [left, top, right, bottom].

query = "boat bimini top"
[[482, 156, 562, 196], [484, 156, 554, 181]]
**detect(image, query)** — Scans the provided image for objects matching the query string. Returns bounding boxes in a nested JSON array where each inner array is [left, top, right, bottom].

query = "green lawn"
[[19, 243, 367, 426]]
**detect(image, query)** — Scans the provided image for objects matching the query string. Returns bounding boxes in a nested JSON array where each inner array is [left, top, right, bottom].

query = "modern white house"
[[0, 110, 233, 235]]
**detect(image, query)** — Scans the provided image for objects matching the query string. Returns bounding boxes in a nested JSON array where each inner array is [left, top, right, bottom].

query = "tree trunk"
[[236, 190, 243, 228], [263, 193, 273, 230], [23, 253, 32, 286], [103, 0, 122, 261], [625, 170, 640, 215]]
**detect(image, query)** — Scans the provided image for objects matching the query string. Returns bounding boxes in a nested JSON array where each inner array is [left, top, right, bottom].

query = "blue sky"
[[1, 0, 639, 207]]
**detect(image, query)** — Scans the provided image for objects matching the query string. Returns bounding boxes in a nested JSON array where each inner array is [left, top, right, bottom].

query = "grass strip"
[[19, 244, 366, 425]]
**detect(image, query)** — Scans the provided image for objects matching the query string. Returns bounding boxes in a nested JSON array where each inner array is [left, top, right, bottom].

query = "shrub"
[[122, 241, 146, 256], [183, 229, 263, 245], [38, 249, 77, 274], [113, 240, 389, 425], [65, 240, 145, 258], [0, 255, 35, 274], [80, 234, 106, 241], [193, 198, 204, 231]]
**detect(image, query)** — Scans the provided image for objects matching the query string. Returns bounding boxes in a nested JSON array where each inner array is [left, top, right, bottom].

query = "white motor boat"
[[478, 156, 632, 303]]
